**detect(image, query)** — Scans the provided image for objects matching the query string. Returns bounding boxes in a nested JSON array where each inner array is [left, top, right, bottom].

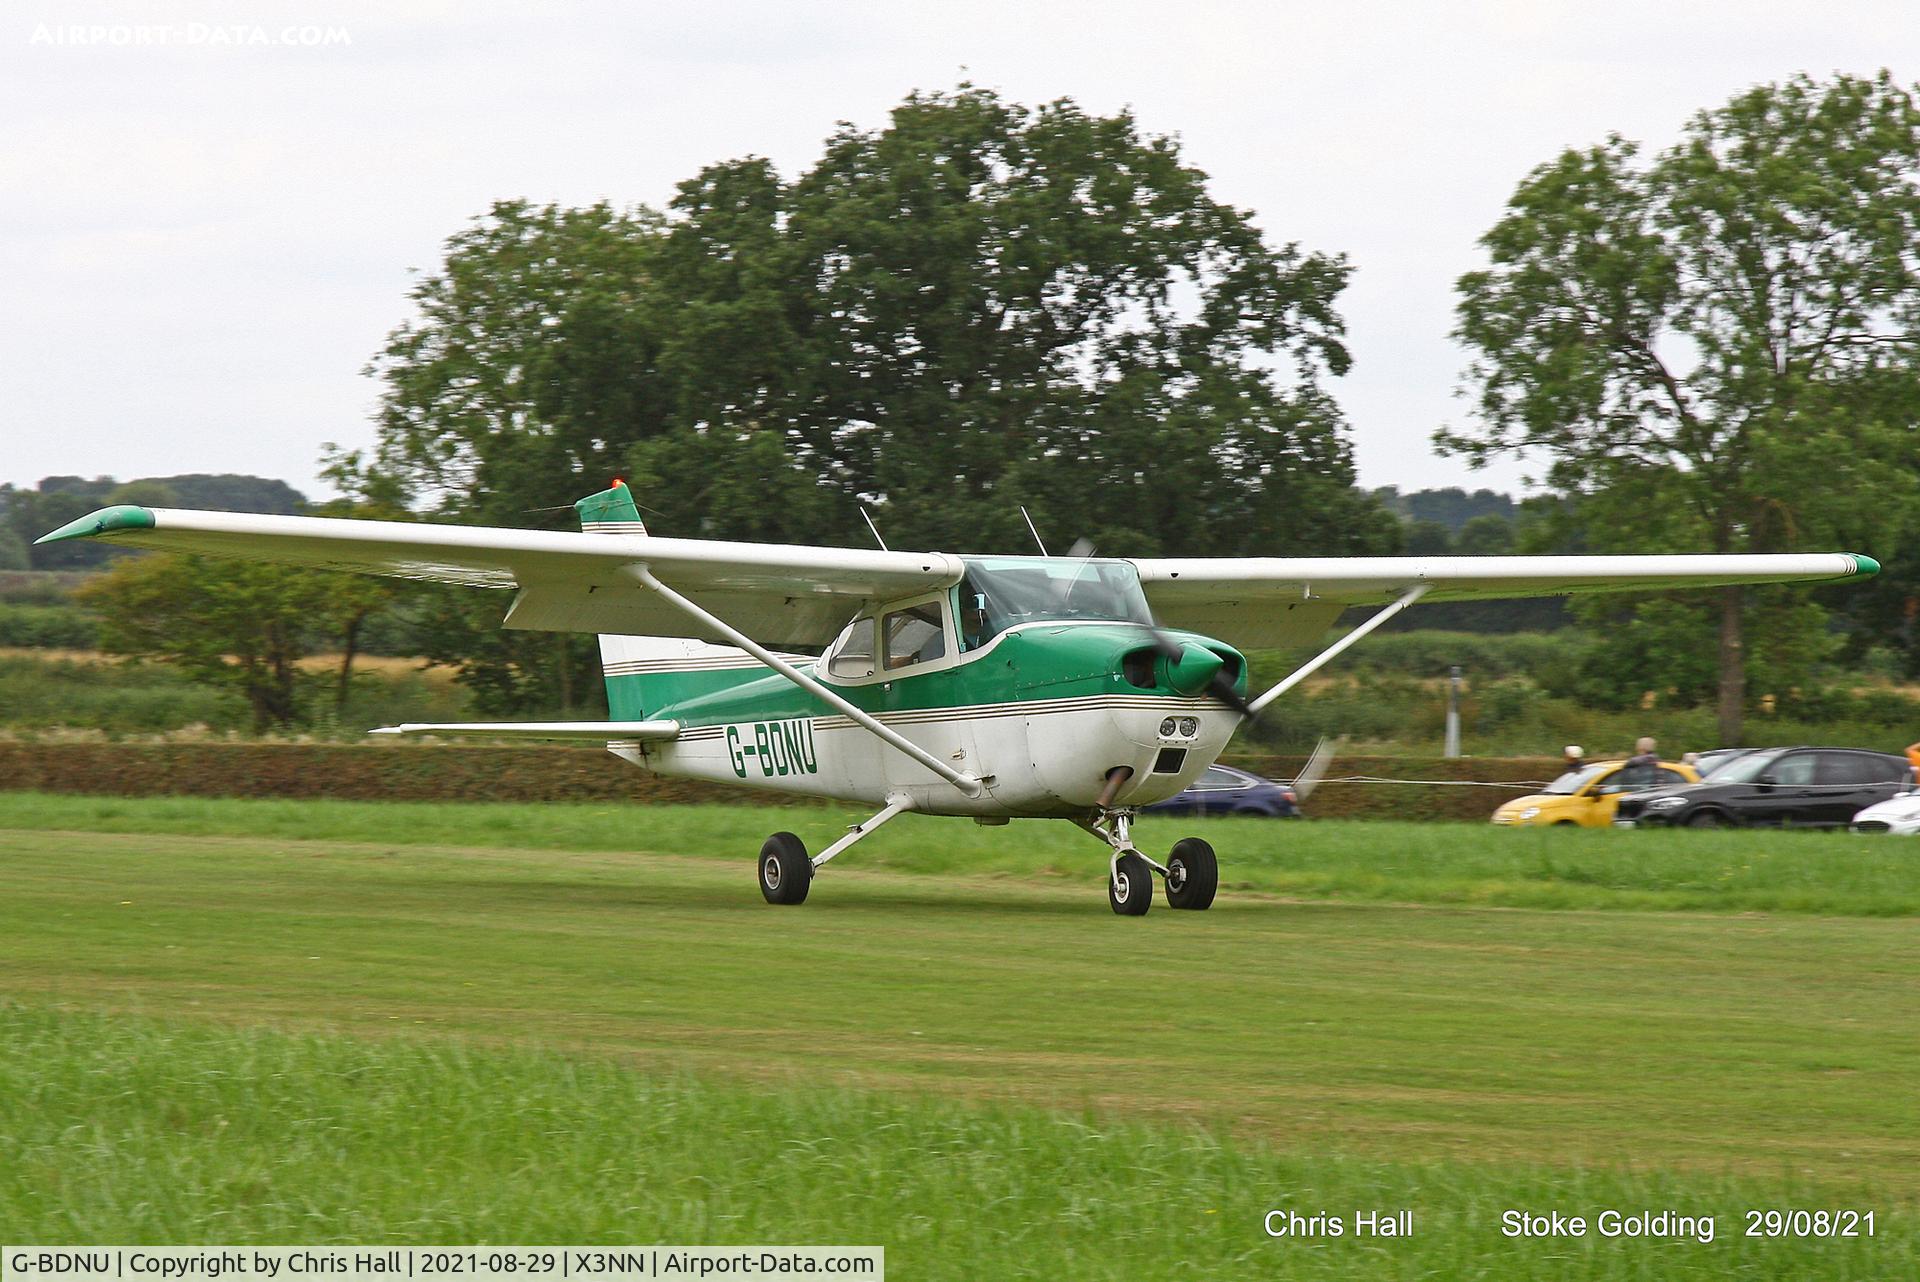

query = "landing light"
[[1160, 718, 1178, 737], [1178, 717, 1198, 736]]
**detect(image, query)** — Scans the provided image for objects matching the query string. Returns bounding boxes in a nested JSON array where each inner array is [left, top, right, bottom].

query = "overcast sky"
[[3, 0, 1913, 508]]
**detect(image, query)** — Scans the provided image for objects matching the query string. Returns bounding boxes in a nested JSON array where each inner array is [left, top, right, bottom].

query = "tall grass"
[[0, 1005, 1906, 1278]]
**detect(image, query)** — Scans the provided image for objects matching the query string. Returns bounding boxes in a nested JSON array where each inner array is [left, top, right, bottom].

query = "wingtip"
[[1850, 553, 1882, 578], [35, 504, 155, 545]]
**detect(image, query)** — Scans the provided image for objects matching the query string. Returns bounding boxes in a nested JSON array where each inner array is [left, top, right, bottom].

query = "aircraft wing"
[[1131, 553, 1879, 648], [37, 504, 963, 646]]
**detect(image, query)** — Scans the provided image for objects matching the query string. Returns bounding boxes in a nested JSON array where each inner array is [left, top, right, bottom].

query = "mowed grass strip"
[[6, 791, 1920, 915], [1, 1004, 1909, 1280], [1, 820, 1916, 1200]]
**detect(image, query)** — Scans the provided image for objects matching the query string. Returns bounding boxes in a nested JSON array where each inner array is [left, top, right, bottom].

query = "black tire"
[[1164, 837, 1218, 910], [1108, 852, 1154, 916], [1687, 810, 1727, 829], [759, 832, 812, 905]]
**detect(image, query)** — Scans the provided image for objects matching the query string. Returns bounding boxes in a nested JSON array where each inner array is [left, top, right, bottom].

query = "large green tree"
[[335, 87, 1392, 707], [1440, 72, 1920, 740], [79, 556, 336, 732], [78, 551, 401, 732]]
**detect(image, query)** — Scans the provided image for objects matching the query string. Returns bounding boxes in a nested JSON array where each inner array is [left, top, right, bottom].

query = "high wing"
[[39, 504, 1880, 654], [37, 504, 962, 646], [1132, 553, 1879, 648]]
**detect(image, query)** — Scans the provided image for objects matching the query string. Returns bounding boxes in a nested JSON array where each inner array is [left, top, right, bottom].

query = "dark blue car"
[[1145, 764, 1302, 818]]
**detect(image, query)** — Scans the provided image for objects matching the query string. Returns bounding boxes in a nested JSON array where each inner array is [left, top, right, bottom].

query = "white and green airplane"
[[40, 485, 1880, 914]]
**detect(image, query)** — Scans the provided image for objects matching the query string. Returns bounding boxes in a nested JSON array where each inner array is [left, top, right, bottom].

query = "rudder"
[[575, 480, 772, 718]]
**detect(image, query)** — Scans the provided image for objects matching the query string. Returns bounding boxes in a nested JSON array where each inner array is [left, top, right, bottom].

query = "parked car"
[[1691, 747, 1758, 777], [1146, 765, 1302, 818], [1491, 758, 1700, 827], [1615, 746, 1912, 828], [1850, 791, 1920, 834]]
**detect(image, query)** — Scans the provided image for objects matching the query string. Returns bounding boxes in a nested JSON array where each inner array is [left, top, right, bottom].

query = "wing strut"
[[621, 565, 985, 798], [1246, 584, 1430, 716]]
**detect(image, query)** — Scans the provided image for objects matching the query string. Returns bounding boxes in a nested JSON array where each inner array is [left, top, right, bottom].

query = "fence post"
[[1444, 665, 1462, 759]]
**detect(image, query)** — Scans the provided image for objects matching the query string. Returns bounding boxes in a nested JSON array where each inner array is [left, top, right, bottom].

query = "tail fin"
[[574, 479, 650, 534], [576, 481, 769, 718]]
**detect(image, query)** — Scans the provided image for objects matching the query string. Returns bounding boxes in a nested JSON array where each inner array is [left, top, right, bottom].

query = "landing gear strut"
[[756, 793, 913, 905], [1078, 808, 1219, 916]]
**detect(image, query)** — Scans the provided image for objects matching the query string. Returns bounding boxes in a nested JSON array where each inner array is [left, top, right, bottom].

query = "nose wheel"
[[1079, 810, 1221, 915], [1163, 836, 1218, 910], [1108, 852, 1154, 915]]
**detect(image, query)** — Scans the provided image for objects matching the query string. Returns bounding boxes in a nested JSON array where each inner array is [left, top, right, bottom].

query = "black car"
[[1615, 746, 1911, 828], [1691, 747, 1757, 778], [1146, 765, 1302, 818]]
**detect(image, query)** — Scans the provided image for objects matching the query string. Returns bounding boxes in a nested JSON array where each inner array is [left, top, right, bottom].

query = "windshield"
[[1697, 750, 1753, 779], [956, 557, 1152, 649], [1542, 763, 1612, 795], [1705, 748, 1785, 785]]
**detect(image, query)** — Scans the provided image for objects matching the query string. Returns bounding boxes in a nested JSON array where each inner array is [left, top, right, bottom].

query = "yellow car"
[[1491, 758, 1702, 827]]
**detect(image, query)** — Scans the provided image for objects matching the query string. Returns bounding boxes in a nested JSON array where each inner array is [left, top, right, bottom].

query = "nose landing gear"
[[1078, 809, 1218, 915], [1163, 836, 1218, 910], [1108, 851, 1154, 915]]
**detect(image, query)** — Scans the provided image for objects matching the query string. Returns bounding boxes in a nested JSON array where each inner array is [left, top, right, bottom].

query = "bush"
[[0, 570, 93, 605], [0, 603, 98, 649]]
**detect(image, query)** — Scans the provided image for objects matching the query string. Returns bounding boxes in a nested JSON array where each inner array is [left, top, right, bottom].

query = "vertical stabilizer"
[[575, 481, 771, 718], [574, 479, 649, 534]]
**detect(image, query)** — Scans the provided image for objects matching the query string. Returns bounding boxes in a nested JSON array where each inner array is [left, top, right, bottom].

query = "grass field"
[[6, 792, 1920, 915], [2, 795, 1915, 1277]]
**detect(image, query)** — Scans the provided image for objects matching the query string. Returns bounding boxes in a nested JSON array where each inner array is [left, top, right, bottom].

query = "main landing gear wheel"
[[759, 831, 812, 905], [1164, 837, 1218, 911], [1109, 852, 1154, 916]]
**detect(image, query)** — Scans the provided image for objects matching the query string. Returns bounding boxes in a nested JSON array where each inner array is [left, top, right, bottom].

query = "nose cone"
[[1162, 644, 1225, 697]]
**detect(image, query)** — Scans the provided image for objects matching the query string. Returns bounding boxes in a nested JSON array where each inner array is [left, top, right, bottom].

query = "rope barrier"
[[1311, 776, 1915, 792], [1316, 775, 1549, 788]]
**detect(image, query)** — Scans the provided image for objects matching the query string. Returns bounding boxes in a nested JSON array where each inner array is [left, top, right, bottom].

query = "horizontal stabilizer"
[[368, 720, 680, 742]]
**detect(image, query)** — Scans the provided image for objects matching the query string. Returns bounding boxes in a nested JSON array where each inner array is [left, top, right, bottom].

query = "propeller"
[[1060, 533, 1257, 717], [1050, 520, 1333, 783]]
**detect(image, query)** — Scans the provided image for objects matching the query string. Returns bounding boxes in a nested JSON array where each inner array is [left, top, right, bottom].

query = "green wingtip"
[[1850, 554, 1881, 578], [34, 504, 155, 545]]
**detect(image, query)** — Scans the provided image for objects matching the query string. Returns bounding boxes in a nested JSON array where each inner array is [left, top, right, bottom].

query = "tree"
[[1440, 72, 1920, 740], [340, 85, 1394, 579], [1403, 519, 1455, 556], [80, 555, 332, 731], [1454, 514, 1516, 555], [76, 555, 384, 732]]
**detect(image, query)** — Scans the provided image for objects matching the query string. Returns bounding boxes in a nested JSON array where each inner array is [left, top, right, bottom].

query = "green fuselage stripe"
[[609, 624, 1243, 727]]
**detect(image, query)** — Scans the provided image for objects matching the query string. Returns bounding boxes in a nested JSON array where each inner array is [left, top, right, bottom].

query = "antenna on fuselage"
[[858, 506, 889, 552], [1018, 506, 1050, 556]]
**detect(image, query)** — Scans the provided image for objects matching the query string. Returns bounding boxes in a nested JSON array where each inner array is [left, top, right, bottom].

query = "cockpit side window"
[[825, 616, 877, 679], [882, 602, 947, 670], [956, 574, 992, 652]]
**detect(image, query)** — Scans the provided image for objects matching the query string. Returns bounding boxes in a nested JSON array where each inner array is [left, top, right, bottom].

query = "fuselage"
[[611, 619, 1247, 818]]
